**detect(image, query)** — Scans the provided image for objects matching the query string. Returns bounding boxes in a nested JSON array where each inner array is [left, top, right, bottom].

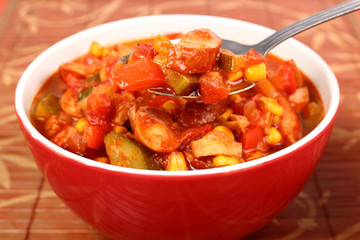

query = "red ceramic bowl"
[[15, 15, 339, 240]]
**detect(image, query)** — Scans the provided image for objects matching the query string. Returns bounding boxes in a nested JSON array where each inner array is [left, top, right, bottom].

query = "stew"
[[31, 29, 324, 170]]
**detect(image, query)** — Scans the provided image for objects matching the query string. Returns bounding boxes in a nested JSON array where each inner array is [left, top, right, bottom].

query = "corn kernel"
[[114, 126, 127, 134], [227, 70, 243, 82], [217, 108, 233, 123], [213, 125, 235, 140], [213, 156, 239, 167], [161, 100, 177, 114], [266, 127, 282, 144], [75, 118, 89, 132], [258, 97, 284, 116], [244, 63, 266, 82], [89, 41, 103, 57], [166, 152, 187, 171]]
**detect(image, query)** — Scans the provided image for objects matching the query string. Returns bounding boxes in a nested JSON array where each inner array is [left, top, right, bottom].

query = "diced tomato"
[[111, 58, 166, 91], [103, 51, 120, 80], [65, 73, 84, 89], [288, 59, 304, 87], [242, 126, 265, 151], [86, 93, 112, 126], [246, 49, 266, 66], [83, 125, 107, 149], [270, 61, 297, 94], [255, 111, 272, 129], [87, 93, 111, 117], [199, 71, 231, 104], [52, 126, 87, 155], [128, 43, 158, 63]]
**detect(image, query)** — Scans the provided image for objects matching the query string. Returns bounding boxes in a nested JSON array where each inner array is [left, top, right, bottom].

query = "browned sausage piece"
[[133, 106, 181, 153], [166, 29, 222, 74]]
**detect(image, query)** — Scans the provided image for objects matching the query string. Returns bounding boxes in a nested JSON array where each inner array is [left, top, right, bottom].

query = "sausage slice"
[[166, 29, 222, 74]]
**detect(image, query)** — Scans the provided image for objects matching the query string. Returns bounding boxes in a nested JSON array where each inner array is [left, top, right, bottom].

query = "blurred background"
[[0, 0, 359, 239]]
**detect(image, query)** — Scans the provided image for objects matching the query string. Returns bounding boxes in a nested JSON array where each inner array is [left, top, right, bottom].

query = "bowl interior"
[[15, 14, 340, 175]]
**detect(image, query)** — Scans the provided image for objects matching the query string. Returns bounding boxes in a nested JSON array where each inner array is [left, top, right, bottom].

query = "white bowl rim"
[[15, 14, 340, 177]]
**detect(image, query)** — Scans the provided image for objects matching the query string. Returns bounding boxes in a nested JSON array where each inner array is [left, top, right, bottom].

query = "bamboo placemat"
[[1, 0, 359, 239]]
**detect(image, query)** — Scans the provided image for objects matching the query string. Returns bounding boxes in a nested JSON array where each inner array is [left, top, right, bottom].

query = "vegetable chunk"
[[33, 94, 61, 119], [104, 132, 159, 170], [199, 71, 231, 104], [111, 58, 166, 91]]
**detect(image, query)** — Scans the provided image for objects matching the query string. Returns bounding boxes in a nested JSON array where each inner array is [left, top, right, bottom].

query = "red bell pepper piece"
[[246, 49, 266, 66], [242, 126, 264, 151], [111, 58, 166, 91]]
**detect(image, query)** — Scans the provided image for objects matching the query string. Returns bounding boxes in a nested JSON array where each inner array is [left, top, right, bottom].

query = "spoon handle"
[[256, 0, 360, 55]]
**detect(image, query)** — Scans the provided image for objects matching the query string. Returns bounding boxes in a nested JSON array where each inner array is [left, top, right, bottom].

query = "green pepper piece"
[[78, 86, 93, 101]]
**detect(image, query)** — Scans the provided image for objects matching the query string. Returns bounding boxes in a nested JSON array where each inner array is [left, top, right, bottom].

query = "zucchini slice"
[[164, 68, 198, 95], [33, 94, 61, 119], [104, 132, 159, 170]]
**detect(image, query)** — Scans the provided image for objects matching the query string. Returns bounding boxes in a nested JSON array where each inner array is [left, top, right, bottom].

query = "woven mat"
[[1, 0, 360, 239]]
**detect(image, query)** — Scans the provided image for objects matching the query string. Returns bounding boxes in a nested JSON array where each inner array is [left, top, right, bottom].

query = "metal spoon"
[[150, 0, 360, 99]]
